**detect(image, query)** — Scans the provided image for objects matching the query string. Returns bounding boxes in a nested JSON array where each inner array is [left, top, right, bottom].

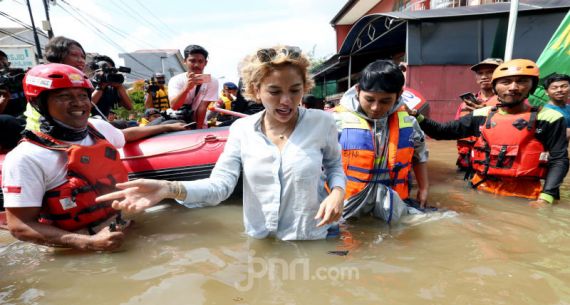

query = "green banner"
[[529, 11, 570, 106]]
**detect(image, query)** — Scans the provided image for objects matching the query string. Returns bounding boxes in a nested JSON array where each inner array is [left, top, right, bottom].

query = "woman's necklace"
[[263, 113, 297, 140], [277, 123, 293, 139]]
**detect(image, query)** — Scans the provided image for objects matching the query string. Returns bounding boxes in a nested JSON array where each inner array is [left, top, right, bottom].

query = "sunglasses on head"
[[256, 46, 302, 63]]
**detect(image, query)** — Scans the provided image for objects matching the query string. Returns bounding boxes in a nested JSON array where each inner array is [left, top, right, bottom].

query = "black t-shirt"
[[3, 92, 26, 117], [91, 86, 120, 117]]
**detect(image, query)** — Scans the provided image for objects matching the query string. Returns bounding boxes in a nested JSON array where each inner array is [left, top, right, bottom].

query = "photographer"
[[168, 44, 219, 129], [89, 55, 133, 117], [144, 72, 169, 111], [0, 50, 26, 152]]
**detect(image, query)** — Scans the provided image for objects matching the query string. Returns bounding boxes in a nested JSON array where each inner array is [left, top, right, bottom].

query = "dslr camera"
[[144, 77, 160, 93], [92, 61, 131, 84]]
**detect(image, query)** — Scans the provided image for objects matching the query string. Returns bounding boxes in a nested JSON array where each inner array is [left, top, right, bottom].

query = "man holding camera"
[[144, 72, 169, 111], [89, 55, 133, 118], [168, 45, 219, 129], [0, 50, 26, 153]]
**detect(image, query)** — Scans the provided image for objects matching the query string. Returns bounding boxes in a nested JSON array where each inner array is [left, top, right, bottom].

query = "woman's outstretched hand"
[[315, 187, 345, 227], [96, 179, 177, 213]]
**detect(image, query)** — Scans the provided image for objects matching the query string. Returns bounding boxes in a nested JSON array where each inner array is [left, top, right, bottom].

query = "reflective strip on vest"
[[337, 106, 415, 200]]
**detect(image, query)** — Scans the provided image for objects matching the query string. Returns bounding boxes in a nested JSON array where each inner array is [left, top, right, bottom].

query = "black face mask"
[[39, 116, 89, 142]]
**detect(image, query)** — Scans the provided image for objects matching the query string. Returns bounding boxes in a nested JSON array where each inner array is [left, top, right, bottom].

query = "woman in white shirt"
[[97, 45, 346, 240]]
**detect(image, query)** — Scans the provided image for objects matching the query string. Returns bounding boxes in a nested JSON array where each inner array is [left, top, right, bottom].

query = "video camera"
[[92, 61, 131, 84], [0, 68, 26, 101], [0, 68, 25, 96]]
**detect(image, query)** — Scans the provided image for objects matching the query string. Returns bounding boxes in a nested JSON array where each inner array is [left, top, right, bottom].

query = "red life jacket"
[[23, 126, 128, 231], [456, 95, 499, 169], [471, 106, 547, 180]]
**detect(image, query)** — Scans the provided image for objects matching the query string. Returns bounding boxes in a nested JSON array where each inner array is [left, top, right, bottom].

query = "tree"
[[110, 80, 146, 120], [306, 46, 336, 99]]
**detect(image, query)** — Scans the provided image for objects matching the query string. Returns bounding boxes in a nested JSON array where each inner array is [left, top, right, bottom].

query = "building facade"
[[315, 0, 569, 121], [0, 27, 49, 69], [119, 49, 186, 83]]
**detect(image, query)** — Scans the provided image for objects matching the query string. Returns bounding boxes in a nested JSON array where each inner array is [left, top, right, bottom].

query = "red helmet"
[[23, 63, 93, 105]]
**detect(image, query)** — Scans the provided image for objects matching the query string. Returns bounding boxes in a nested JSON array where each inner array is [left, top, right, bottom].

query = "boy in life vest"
[[333, 60, 429, 224], [1, 63, 130, 251], [409, 59, 569, 205]]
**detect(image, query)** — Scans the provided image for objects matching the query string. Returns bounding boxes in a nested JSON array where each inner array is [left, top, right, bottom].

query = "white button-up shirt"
[[179, 108, 346, 240]]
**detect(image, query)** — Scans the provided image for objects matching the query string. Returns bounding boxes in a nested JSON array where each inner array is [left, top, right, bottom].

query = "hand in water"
[[416, 188, 429, 208], [88, 226, 125, 251]]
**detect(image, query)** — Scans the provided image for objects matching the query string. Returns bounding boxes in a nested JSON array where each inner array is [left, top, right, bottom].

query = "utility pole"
[[26, 0, 43, 60], [42, 0, 54, 38], [160, 55, 166, 75], [504, 0, 519, 61]]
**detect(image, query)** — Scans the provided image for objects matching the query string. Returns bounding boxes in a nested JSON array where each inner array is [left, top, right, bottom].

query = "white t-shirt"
[[1, 118, 125, 208], [167, 72, 219, 112]]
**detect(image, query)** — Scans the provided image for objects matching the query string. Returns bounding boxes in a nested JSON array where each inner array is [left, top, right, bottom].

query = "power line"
[[55, 2, 157, 75], [0, 28, 36, 45], [0, 11, 48, 38], [57, 0, 172, 78], [58, 0, 156, 50], [110, 1, 175, 41], [134, 0, 179, 37]]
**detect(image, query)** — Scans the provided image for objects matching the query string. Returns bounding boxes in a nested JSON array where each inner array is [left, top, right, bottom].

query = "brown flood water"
[[1, 140, 570, 305]]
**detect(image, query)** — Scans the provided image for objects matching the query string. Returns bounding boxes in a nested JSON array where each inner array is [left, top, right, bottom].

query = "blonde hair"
[[240, 45, 314, 102]]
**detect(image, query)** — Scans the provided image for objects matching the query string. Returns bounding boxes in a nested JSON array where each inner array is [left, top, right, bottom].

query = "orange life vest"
[[336, 106, 415, 200], [471, 106, 547, 180], [456, 95, 499, 169], [22, 126, 128, 231]]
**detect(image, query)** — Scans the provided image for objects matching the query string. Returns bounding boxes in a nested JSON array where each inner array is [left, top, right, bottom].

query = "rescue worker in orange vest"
[[1, 63, 131, 251], [409, 59, 569, 205], [333, 60, 429, 224], [454, 58, 503, 171]]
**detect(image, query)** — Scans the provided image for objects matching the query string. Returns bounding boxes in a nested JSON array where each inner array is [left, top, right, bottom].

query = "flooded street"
[[1, 140, 570, 305]]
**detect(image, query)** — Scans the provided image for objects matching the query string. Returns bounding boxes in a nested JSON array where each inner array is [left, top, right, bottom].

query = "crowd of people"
[[0, 35, 568, 251]]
